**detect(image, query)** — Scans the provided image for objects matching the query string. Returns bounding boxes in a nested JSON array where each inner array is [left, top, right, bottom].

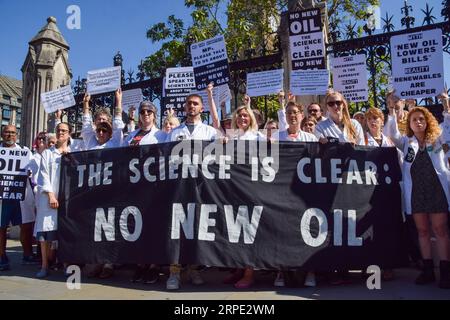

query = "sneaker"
[[143, 267, 159, 284], [166, 273, 181, 290], [22, 255, 40, 265], [189, 269, 205, 285], [36, 268, 49, 279], [0, 255, 9, 271], [304, 272, 316, 287], [274, 271, 285, 287]]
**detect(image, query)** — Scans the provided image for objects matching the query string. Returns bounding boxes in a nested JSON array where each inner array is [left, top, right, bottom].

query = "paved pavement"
[[1, 240, 450, 300]]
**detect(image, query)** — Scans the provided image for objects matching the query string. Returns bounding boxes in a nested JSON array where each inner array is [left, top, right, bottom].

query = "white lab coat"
[[0, 143, 35, 225], [384, 115, 450, 215], [81, 115, 124, 149], [228, 129, 266, 141], [35, 146, 70, 233], [123, 126, 167, 145], [276, 129, 318, 142], [167, 122, 217, 142], [440, 111, 450, 162], [315, 118, 365, 146]]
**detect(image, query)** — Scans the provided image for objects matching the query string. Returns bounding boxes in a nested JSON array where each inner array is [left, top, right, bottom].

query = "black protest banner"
[[191, 35, 230, 90], [0, 147, 30, 201], [58, 141, 408, 270], [289, 8, 325, 70]]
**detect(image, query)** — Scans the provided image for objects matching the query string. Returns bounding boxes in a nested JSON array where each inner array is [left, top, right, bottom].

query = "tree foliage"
[[143, 0, 383, 118]]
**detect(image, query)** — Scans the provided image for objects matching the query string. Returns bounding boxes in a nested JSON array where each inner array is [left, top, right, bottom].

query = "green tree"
[[143, 0, 382, 119]]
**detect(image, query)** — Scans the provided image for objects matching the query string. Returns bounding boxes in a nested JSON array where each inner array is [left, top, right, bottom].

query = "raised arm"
[[207, 82, 221, 130], [277, 90, 288, 131], [383, 93, 405, 150]]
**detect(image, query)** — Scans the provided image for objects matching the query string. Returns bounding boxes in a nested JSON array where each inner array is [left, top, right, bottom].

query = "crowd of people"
[[0, 84, 449, 291]]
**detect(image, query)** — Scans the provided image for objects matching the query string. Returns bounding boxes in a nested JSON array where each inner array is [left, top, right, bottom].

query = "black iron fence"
[[68, 1, 450, 135]]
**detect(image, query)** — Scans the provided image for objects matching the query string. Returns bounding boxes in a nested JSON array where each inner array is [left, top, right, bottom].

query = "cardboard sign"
[[332, 54, 368, 102], [246, 69, 284, 97], [391, 29, 444, 99], [0, 147, 31, 201], [122, 89, 143, 113], [191, 35, 230, 90], [87, 66, 121, 95], [290, 70, 329, 95], [41, 85, 75, 113], [289, 8, 325, 70]]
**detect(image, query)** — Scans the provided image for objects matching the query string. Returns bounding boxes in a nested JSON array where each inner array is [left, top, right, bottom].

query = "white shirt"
[[315, 118, 365, 145], [81, 115, 124, 149], [276, 129, 318, 142], [123, 126, 167, 145], [167, 122, 217, 142]]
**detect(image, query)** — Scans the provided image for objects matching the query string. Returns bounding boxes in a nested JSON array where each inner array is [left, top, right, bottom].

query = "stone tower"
[[20, 16, 72, 147]]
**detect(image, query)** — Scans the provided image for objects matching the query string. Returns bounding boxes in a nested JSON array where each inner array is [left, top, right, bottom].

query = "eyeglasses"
[[287, 110, 301, 115], [96, 128, 110, 133], [3, 131, 16, 135], [308, 109, 320, 113], [304, 122, 315, 127], [56, 129, 69, 133], [140, 109, 153, 115], [327, 101, 344, 108]]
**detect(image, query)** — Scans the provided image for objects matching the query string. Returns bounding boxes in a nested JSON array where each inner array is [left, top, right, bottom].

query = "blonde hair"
[[406, 107, 442, 144], [163, 115, 180, 127], [231, 105, 259, 132], [325, 90, 357, 143]]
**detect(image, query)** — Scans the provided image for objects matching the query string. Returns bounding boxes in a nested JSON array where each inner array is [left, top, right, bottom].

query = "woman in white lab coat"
[[384, 103, 450, 289], [35, 122, 71, 278], [315, 90, 365, 146]]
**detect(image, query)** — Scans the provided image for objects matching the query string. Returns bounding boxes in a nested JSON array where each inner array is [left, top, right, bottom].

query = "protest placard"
[[122, 89, 143, 113], [40, 85, 75, 113], [191, 35, 230, 90], [391, 29, 444, 99], [290, 70, 329, 95], [332, 54, 368, 102], [0, 147, 31, 201], [162, 68, 197, 120], [87, 66, 121, 95], [289, 8, 325, 70], [246, 69, 284, 97]]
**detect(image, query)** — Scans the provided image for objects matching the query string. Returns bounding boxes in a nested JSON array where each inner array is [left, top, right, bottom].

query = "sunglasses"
[[3, 131, 16, 135], [308, 109, 320, 113], [327, 101, 344, 108], [96, 128, 110, 133], [37, 136, 47, 141], [140, 109, 153, 115]]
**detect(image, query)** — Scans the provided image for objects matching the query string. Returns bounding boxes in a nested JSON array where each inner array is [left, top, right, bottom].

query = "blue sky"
[[0, 0, 447, 84]]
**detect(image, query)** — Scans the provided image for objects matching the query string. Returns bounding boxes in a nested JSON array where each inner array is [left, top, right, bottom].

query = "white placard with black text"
[[332, 54, 368, 102], [122, 89, 143, 113], [290, 70, 329, 95], [87, 66, 122, 95], [40, 85, 75, 113], [246, 69, 284, 97], [391, 29, 444, 99]]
